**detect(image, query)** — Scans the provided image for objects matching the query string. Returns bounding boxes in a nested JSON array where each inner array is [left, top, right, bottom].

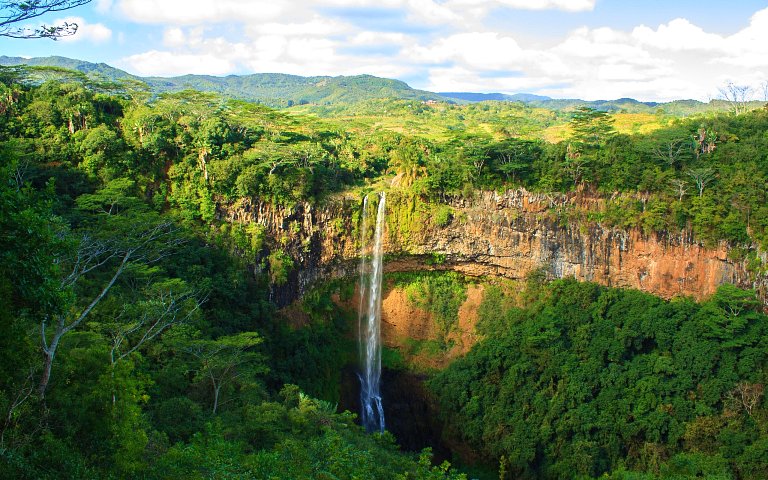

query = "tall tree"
[[38, 180, 186, 396], [718, 81, 752, 114], [185, 332, 265, 414], [569, 107, 616, 151]]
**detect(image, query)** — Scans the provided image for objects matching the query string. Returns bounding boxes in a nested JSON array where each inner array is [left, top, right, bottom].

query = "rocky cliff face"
[[218, 189, 766, 307]]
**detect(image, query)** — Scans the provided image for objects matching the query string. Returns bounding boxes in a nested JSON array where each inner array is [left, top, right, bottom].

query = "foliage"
[[430, 279, 768, 479], [3, 73, 768, 480], [267, 249, 294, 286], [400, 272, 468, 349], [0, 77, 473, 479]]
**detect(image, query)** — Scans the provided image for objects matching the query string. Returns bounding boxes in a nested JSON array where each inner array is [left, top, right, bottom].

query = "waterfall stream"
[[358, 192, 386, 433]]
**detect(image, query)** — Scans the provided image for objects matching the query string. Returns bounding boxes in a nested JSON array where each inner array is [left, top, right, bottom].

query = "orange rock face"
[[220, 189, 766, 308]]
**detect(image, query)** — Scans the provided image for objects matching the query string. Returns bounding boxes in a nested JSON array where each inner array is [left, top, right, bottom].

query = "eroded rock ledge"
[[218, 189, 767, 307]]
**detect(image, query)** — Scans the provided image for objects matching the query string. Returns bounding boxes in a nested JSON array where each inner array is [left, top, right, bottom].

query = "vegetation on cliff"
[[0, 71, 467, 478], [1, 66, 767, 478], [431, 278, 768, 479]]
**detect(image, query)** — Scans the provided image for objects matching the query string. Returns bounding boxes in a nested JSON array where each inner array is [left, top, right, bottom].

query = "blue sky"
[[2, 0, 767, 101]]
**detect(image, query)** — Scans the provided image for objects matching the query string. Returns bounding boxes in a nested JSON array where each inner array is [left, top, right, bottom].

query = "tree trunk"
[[212, 383, 220, 414], [38, 350, 54, 398]]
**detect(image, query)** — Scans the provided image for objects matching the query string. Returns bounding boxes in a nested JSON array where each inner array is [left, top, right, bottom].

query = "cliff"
[[218, 189, 767, 308]]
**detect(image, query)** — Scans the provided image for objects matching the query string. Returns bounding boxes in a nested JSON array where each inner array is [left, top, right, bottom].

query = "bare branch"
[[39, 219, 185, 396], [1, 1, 92, 39], [669, 178, 689, 202], [653, 138, 688, 169], [718, 82, 752, 114], [111, 289, 207, 364], [686, 167, 717, 197], [1, 369, 36, 448], [725, 382, 764, 417]]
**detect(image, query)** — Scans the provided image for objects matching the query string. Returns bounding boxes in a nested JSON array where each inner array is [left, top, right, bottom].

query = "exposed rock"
[[218, 189, 767, 308]]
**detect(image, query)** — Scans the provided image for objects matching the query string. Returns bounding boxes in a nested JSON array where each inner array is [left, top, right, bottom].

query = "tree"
[[569, 107, 616, 151], [692, 127, 717, 160], [108, 285, 205, 369], [1, 151, 65, 439], [38, 220, 182, 396], [669, 178, 689, 201], [185, 332, 265, 414], [718, 82, 752, 115], [564, 142, 590, 186], [390, 140, 427, 187], [37, 180, 186, 396], [493, 139, 539, 184], [1, 0, 92, 39], [686, 167, 716, 197], [653, 138, 689, 169], [726, 383, 764, 417]]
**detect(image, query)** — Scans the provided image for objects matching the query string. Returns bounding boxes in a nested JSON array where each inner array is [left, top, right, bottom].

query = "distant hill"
[[0, 55, 443, 107], [142, 72, 444, 106], [436, 90, 738, 115], [440, 92, 551, 103], [0, 55, 757, 115], [0, 55, 139, 82]]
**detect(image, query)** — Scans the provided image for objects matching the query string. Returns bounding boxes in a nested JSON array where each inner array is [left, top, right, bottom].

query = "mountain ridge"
[[0, 55, 743, 114]]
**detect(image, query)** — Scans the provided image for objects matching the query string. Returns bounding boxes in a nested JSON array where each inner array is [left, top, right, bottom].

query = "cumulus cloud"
[[632, 19, 725, 51], [717, 7, 768, 68], [446, 0, 595, 13], [106, 0, 768, 101], [247, 17, 352, 37], [406, 32, 526, 70], [117, 0, 287, 25], [57, 17, 112, 43], [116, 0, 595, 27], [162, 27, 186, 47], [425, 65, 559, 93], [119, 50, 236, 76], [95, 0, 113, 13]]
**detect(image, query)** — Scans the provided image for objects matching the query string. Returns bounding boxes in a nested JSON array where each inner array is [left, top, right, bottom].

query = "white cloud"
[[446, 0, 595, 12], [425, 65, 557, 93], [116, 0, 595, 28], [58, 17, 112, 43], [162, 27, 186, 47], [404, 0, 463, 25], [107, 1, 768, 102], [717, 7, 768, 67], [117, 0, 287, 25], [555, 27, 648, 62], [349, 31, 409, 45], [406, 32, 525, 70], [247, 17, 352, 37], [95, 0, 113, 13], [632, 19, 725, 51], [119, 50, 235, 76]]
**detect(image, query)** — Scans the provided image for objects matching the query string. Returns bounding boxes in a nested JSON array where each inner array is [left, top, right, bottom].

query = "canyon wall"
[[219, 189, 767, 307]]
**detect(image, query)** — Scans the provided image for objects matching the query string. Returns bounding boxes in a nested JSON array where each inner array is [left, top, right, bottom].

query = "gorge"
[[221, 188, 767, 311], [222, 186, 768, 469], [4, 63, 768, 479]]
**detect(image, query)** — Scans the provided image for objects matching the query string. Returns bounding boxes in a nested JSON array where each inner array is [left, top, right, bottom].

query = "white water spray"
[[358, 192, 386, 433]]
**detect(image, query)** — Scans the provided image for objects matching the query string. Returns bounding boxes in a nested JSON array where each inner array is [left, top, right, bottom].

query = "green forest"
[[1, 64, 768, 479]]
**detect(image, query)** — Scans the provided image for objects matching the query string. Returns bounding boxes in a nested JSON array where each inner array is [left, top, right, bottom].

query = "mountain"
[[439, 91, 552, 102], [0, 56, 748, 115], [0, 55, 443, 107], [143, 72, 444, 106], [0, 55, 139, 82]]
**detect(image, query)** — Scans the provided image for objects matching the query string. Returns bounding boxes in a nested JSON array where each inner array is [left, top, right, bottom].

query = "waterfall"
[[358, 192, 386, 433]]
